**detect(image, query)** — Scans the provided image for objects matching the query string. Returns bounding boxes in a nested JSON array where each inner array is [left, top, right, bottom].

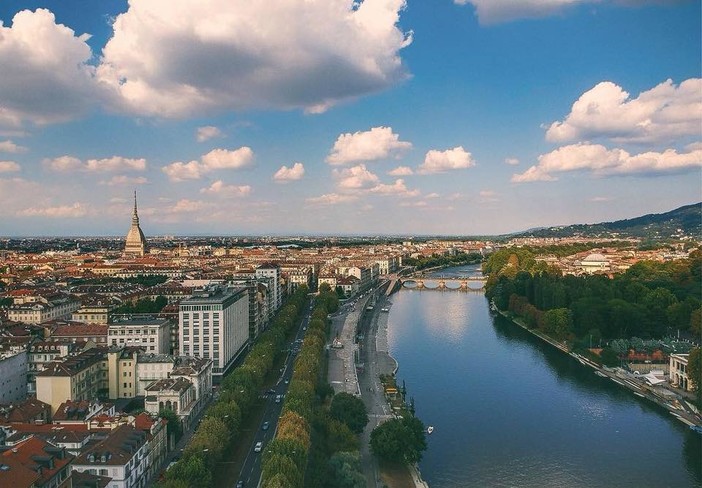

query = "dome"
[[582, 253, 607, 262]]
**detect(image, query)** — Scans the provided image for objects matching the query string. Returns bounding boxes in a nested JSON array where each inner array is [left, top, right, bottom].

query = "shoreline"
[[492, 303, 702, 429]]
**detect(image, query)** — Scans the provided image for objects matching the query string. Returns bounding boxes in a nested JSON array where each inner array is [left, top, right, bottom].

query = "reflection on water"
[[388, 265, 701, 488]]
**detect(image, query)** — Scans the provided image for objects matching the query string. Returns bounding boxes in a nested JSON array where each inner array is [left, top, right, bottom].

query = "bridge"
[[400, 275, 487, 291]]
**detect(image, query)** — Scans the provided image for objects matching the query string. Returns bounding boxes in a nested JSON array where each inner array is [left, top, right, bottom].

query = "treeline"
[[403, 251, 482, 271], [261, 283, 369, 488], [485, 248, 702, 345], [112, 295, 168, 314], [159, 285, 310, 488]]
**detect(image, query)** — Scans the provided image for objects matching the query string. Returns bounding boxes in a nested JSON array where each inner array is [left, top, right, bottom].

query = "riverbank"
[[492, 303, 702, 429]]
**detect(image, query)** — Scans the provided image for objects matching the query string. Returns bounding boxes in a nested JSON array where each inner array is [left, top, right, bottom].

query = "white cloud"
[[454, 1, 659, 25], [369, 178, 420, 197], [388, 165, 414, 176], [44, 155, 146, 172], [418, 146, 475, 174], [101, 175, 148, 186], [333, 164, 380, 190], [504, 157, 520, 165], [85, 157, 147, 172], [478, 190, 499, 203], [546, 78, 702, 144], [170, 199, 210, 213], [0, 161, 20, 173], [196, 126, 223, 142], [305, 193, 359, 206], [0, 9, 99, 127], [425, 192, 440, 199], [0, 140, 28, 153], [200, 180, 252, 196], [591, 196, 614, 202], [273, 162, 305, 182], [512, 142, 702, 182], [18, 202, 88, 218], [326, 126, 412, 165], [97, 0, 412, 117], [162, 146, 254, 181]]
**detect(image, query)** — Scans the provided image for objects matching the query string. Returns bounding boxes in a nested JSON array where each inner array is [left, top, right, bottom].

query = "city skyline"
[[0, 0, 700, 237]]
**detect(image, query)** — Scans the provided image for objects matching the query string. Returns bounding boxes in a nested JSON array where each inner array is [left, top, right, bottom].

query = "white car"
[[254, 441, 263, 452]]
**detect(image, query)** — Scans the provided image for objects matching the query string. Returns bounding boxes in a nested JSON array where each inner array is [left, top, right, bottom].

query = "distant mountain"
[[513, 203, 702, 240]]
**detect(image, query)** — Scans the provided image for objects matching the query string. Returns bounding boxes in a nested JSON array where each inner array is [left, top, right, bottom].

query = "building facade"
[[179, 285, 249, 378]]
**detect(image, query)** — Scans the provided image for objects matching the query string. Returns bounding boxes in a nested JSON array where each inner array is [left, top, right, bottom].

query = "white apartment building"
[[108, 317, 171, 354], [256, 263, 282, 312], [179, 285, 249, 377], [670, 353, 693, 392]]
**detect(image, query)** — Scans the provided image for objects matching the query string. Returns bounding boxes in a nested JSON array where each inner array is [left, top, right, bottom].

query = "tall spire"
[[132, 190, 140, 225]]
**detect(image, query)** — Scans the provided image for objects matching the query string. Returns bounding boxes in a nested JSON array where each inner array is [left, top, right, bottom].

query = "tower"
[[124, 190, 147, 257]]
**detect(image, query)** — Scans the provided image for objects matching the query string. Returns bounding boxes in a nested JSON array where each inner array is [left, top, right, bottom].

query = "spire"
[[132, 190, 139, 226]]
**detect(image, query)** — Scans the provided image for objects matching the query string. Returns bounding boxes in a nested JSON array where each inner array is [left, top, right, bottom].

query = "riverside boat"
[[427, 426, 434, 434]]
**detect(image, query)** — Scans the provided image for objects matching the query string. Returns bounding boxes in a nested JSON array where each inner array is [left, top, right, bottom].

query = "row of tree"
[[261, 284, 341, 488], [159, 285, 310, 488], [112, 295, 168, 315], [486, 248, 701, 342]]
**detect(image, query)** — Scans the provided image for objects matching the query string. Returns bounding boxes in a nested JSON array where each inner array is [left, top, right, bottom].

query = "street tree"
[[330, 393, 368, 434]]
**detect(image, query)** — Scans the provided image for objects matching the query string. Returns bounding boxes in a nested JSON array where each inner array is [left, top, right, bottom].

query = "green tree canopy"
[[329, 393, 369, 434], [370, 415, 427, 465]]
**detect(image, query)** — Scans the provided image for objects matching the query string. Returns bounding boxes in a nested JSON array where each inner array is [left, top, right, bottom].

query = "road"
[[233, 300, 314, 488]]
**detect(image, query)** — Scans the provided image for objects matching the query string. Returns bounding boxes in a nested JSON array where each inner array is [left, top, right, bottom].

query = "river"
[[387, 264, 701, 488]]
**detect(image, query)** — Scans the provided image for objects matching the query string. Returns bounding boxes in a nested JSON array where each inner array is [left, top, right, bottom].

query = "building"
[[0, 435, 74, 488], [0, 346, 28, 404], [144, 377, 197, 429], [135, 353, 175, 396], [8, 294, 80, 324], [670, 353, 692, 391], [107, 317, 170, 354], [36, 348, 109, 416], [71, 303, 112, 324], [48, 322, 108, 346], [179, 285, 248, 378], [28, 340, 94, 395], [107, 347, 140, 400], [170, 356, 212, 417], [579, 253, 611, 274], [72, 424, 149, 488], [123, 191, 147, 258], [256, 263, 282, 313]]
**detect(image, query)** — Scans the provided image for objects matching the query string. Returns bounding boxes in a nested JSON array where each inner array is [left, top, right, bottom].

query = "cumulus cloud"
[[504, 157, 520, 165], [333, 164, 380, 190], [305, 193, 359, 206], [97, 0, 412, 117], [388, 166, 414, 176], [17, 202, 88, 218], [326, 126, 412, 165], [512, 142, 702, 182], [546, 78, 702, 144], [0, 140, 28, 153], [0, 161, 20, 173], [0, 9, 99, 127], [170, 199, 210, 213], [196, 126, 223, 142], [369, 178, 420, 197], [44, 155, 147, 172], [101, 175, 148, 186], [200, 180, 252, 196], [162, 146, 254, 181], [273, 162, 305, 182], [417, 146, 475, 174]]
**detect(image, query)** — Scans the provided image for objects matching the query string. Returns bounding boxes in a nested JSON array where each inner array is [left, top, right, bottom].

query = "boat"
[[427, 426, 434, 434], [594, 371, 607, 378]]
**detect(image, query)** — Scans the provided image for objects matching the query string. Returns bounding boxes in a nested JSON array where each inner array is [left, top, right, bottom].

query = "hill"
[[513, 203, 701, 240]]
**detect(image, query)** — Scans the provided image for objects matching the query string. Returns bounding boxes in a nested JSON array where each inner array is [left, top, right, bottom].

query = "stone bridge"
[[400, 275, 487, 291]]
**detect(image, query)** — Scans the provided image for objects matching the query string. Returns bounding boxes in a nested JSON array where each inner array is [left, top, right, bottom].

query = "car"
[[254, 441, 263, 452], [266, 388, 276, 394], [284, 379, 289, 385], [262, 421, 269, 431], [236, 481, 244, 488], [275, 394, 282, 403]]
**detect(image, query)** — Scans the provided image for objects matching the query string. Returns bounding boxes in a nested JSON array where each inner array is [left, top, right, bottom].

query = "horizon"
[[0, 1, 700, 236]]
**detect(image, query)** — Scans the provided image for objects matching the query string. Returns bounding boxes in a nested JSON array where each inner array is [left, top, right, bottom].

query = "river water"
[[387, 264, 701, 488]]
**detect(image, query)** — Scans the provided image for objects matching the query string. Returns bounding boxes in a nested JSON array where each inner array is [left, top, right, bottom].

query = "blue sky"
[[0, 0, 700, 236]]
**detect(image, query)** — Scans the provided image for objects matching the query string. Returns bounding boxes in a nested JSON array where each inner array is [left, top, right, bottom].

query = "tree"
[[165, 455, 212, 488], [329, 393, 368, 434], [159, 408, 182, 442], [599, 347, 620, 367], [370, 415, 427, 465], [327, 451, 365, 488]]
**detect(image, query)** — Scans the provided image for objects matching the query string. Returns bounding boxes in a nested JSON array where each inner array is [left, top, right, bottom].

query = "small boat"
[[594, 371, 607, 378], [427, 426, 434, 434]]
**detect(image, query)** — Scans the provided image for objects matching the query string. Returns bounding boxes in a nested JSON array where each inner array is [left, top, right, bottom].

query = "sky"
[[0, 0, 700, 237]]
